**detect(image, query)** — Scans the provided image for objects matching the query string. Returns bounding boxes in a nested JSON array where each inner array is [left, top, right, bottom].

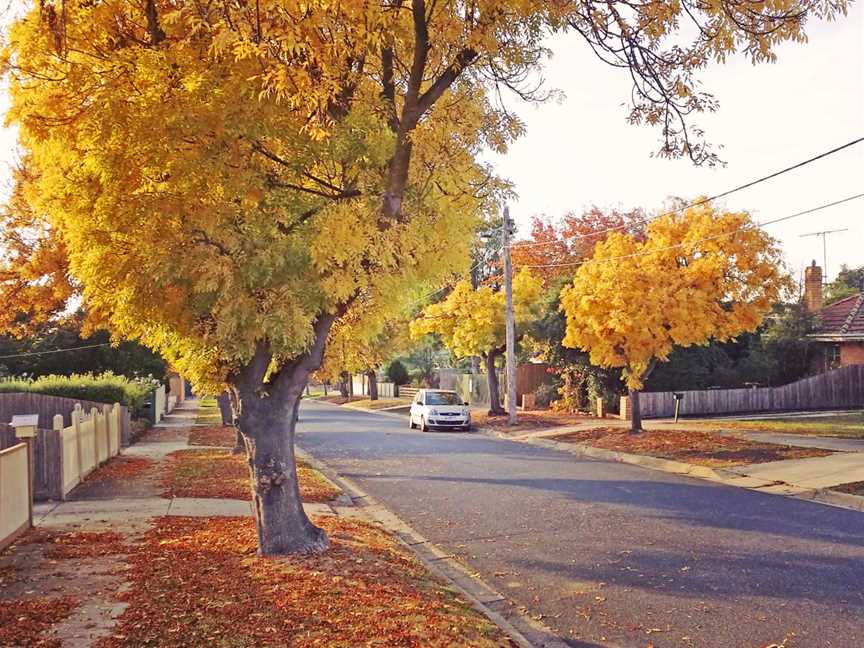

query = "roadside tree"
[[410, 269, 543, 414], [560, 203, 790, 432]]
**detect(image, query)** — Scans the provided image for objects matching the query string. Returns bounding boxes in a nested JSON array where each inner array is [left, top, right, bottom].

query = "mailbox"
[[672, 393, 684, 423], [10, 414, 39, 438]]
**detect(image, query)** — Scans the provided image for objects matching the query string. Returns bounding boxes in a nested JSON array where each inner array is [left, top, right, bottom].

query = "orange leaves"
[[560, 203, 789, 389], [0, 595, 78, 647], [187, 424, 238, 448], [99, 516, 508, 648], [161, 448, 341, 503]]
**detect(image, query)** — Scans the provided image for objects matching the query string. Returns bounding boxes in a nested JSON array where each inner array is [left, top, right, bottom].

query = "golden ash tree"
[[2, 0, 846, 554], [559, 203, 790, 432], [410, 269, 543, 415]]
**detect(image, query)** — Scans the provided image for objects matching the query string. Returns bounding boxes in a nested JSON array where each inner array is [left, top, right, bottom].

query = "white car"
[[408, 389, 471, 432]]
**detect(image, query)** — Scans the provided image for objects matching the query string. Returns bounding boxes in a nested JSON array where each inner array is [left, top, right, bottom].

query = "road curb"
[[295, 446, 571, 648], [477, 427, 864, 514]]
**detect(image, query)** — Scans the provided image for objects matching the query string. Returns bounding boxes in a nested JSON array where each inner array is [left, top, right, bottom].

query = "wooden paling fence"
[[639, 364, 864, 419]]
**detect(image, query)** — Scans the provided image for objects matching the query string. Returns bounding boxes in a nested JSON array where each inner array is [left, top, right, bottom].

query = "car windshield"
[[425, 392, 462, 406]]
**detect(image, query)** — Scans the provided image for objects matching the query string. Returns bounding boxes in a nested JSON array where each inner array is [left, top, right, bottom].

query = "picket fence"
[[54, 403, 122, 498]]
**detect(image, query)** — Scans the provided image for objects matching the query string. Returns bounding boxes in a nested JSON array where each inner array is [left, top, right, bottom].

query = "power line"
[[511, 136, 864, 250], [0, 343, 112, 360], [514, 193, 864, 270]]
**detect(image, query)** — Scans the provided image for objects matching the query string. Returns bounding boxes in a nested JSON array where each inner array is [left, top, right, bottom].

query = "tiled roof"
[[813, 292, 864, 338]]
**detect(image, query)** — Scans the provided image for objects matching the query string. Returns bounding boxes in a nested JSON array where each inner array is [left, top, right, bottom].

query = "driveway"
[[297, 400, 864, 648]]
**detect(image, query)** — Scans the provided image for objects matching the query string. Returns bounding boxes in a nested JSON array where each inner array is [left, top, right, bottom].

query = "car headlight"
[[429, 408, 439, 416]]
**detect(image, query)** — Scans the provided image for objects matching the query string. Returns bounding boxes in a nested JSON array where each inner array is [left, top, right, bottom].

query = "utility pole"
[[502, 206, 518, 425], [800, 228, 848, 283]]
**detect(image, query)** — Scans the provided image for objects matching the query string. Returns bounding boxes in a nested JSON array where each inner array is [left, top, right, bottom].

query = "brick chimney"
[[803, 260, 823, 313]]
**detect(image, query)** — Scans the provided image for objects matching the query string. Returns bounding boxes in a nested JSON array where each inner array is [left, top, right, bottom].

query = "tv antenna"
[[800, 228, 849, 283]]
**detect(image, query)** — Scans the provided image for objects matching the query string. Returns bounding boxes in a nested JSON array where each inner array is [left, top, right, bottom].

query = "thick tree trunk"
[[230, 316, 335, 555], [237, 391, 327, 555], [338, 372, 349, 398], [629, 388, 643, 434], [366, 369, 378, 401], [485, 349, 505, 416]]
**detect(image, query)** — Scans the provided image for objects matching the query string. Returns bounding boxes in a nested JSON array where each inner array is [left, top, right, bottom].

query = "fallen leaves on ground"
[[140, 426, 189, 442], [340, 398, 411, 410], [830, 481, 864, 496], [43, 531, 128, 560], [473, 410, 598, 433], [98, 516, 509, 648], [188, 425, 238, 448], [313, 394, 367, 405], [83, 456, 156, 484], [162, 449, 341, 502], [0, 595, 78, 647], [553, 428, 831, 467]]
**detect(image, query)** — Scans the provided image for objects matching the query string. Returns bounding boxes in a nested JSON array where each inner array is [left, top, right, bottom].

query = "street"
[[298, 401, 864, 648]]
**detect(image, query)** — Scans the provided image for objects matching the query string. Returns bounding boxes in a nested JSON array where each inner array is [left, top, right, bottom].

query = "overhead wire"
[[511, 137, 864, 250], [514, 193, 864, 270]]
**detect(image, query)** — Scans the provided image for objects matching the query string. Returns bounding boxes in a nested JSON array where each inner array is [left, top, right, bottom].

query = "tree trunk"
[[217, 391, 233, 426], [366, 369, 378, 401], [227, 388, 244, 454], [629, 388, 643, 434], [230, 316, 335, 555], [485, 349, 505, 416], [338, 372, 349, 398], [237, 391, 327, 555], [628, 360, 657, 434]]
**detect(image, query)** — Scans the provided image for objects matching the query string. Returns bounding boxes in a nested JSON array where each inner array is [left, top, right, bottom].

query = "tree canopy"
[[560, 203, 791, 391]]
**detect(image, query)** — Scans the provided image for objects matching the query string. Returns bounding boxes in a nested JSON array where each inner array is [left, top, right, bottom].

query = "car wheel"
[[420, 417, 429, 432]]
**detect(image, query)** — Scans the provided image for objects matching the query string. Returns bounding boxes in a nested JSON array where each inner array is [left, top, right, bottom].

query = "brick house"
[[804, 261, 864, 370]]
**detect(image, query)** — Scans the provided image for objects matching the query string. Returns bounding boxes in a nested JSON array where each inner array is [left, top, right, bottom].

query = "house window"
[[828, 344, 842, 369]]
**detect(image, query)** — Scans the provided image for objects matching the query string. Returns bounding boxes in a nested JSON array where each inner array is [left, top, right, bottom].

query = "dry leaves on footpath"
[[162, 448, 342, 502], [187, 425, 237, 448], [0, 596, 79, 647], [82, 457, 156, 483], [99, 515, 512, 648]]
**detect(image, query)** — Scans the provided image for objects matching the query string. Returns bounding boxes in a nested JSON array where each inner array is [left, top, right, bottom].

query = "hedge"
[[0, 372, 159, 410]]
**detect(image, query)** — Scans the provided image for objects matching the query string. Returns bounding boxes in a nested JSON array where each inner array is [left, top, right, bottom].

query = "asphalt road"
[[297, 401, 864, 648]]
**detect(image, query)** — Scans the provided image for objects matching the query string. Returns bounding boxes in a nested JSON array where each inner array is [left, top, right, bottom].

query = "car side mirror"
[[463, 402, 469, 406]]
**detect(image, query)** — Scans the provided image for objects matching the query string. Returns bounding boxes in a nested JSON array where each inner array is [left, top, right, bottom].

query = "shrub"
[[533, 383, 559, 409], [386, 360, 410, 385], [0, 372, 159, 410]]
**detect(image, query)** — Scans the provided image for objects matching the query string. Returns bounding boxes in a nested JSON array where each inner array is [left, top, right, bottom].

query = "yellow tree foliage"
[[560, 203, 790, 429], [410, 269, 542, 413], [318, 310, 411, 399], [2, 0, 843, 554], [0, 167, 75, 337]]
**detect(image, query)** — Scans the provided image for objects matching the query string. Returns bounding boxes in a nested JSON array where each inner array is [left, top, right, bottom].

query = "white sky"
[[1, 6, 862, 284], [488, 4, 864, 284]]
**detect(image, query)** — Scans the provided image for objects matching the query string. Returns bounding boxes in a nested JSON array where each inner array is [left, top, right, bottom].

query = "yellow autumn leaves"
[[559, 204, 790, 389]]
